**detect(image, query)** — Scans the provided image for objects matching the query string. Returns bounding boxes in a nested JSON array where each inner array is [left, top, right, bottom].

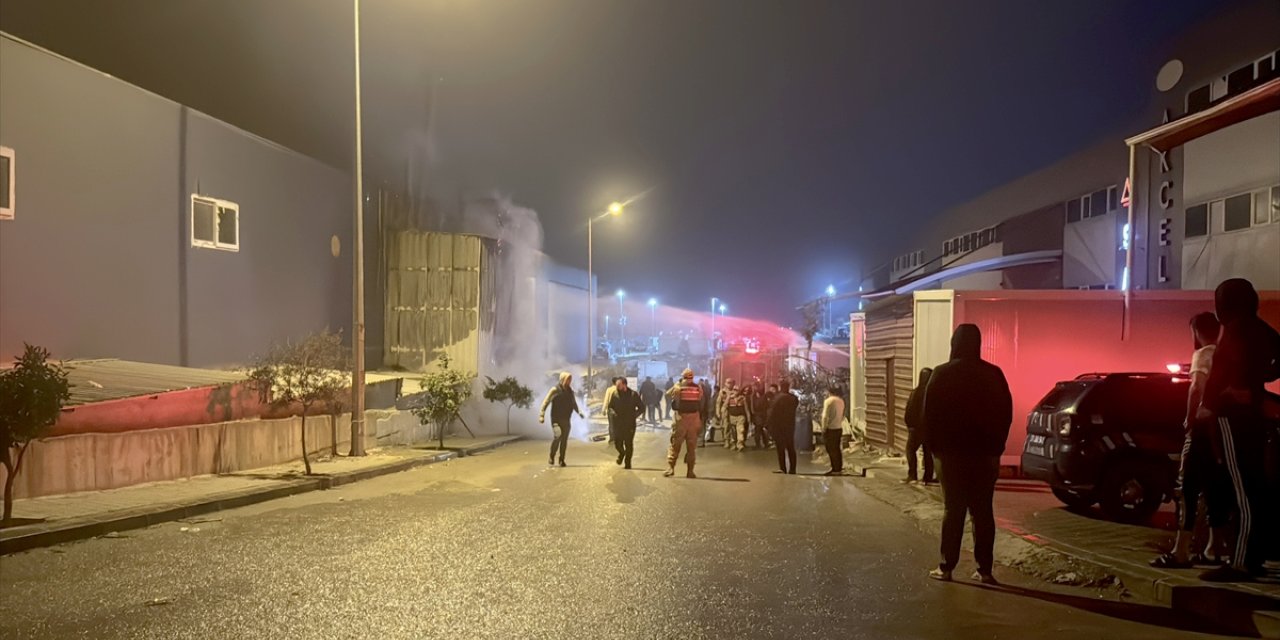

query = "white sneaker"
[[928, 568, 953, 582]]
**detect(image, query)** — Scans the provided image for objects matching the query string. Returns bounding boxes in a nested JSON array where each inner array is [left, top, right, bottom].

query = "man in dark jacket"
[[608, 378, 645, 469], [1198, 278, 1280, 582], [539, 372, 585, 467], [639, 376, 661, 425], [753, 383, 774, 449], [769, 381, 800, 474], [923, 324, 1012, 584], [903, 367, 935, 484]]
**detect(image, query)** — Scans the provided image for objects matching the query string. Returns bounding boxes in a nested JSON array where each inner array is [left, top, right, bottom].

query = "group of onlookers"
[[896, 277, 1279, 584], [1151, 278, 1280, 582]]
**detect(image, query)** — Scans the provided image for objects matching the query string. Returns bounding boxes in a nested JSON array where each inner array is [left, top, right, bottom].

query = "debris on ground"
[[144, 597, 172, 607], [101, 532, 123, 539]]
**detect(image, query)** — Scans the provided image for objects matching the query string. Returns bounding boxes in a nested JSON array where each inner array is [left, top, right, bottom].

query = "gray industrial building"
[[0, 33, 352, 367], [869, 0, 1279, 298]]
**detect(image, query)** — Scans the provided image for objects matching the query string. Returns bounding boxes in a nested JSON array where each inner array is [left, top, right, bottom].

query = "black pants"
[[906, 428, 934, 482], [549, 422, 570, 463], [824, 430, 843, 472], [614, 425, 636, 467], [1218, 415, 1269, 571], [754, 420, 772, 448], [936, 455, 1000, 574], [774, 429, 797, 473], [1178, 428, 1232, 531]]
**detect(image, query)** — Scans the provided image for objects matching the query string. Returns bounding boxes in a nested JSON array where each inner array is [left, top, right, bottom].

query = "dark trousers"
[[614, 425, 636, 467], [754, 421, 772, 448], [824, 430, 843, 472], [646, 404, 658, 423], [1178, 429, 1232, 531], [549, 422, 570, 463], [1217, 416, 1268, 571], [936, 454, 1000, 574], [906, 429, 934, 482], [774, 430, 797, 473]]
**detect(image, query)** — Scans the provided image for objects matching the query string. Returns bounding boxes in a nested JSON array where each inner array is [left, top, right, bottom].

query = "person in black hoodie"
[[923, 324, 1012, 584], [769, 381, 800, 474], [608, 377, 645, 469], [903, 367, 935, 484], [1197, 278, 1280, 582]]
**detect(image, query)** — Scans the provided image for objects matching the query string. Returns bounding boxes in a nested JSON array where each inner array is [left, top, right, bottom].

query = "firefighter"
[[719, 378, 752, 452], [665, 368, 703, 478]]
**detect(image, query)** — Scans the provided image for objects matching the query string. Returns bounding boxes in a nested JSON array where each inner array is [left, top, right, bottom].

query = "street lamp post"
[[648, 298, 657, 342], [825, 284, 836, 334], [587, 202, 624, 395], [349, 0, 367, 457], [616, 289, 626, 351], [710, 297, 718, 353]]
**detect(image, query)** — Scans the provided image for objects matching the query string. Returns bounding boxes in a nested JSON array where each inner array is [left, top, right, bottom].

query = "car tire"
[[1098, 460, 1166, 523], [1051, 486, 1095, 511]]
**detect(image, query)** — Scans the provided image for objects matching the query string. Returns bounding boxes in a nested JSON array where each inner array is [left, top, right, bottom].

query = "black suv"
[[1021, 372, 1188, 523]]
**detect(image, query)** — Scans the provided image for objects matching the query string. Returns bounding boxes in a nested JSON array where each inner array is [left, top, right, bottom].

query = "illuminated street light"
[[588, 202, 626, 392], [617, 289, 626, 346], [826, 284, 836, 297], [719, 303, 727, 315], [648, 298, 658, 339]]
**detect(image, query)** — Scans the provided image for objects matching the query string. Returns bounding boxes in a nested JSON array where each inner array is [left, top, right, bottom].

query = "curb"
[[847, 454, 1279, 638], [0, 449, 461, 555], [427, 435, 523, 457]]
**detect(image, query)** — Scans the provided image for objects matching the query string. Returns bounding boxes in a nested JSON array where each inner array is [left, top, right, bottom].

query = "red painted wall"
[[953, 291, 1280, 460], [52, 382, 269, 436]]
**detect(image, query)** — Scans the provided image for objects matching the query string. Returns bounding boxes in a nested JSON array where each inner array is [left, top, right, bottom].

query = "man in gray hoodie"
[[923, 324, 1012, 585]]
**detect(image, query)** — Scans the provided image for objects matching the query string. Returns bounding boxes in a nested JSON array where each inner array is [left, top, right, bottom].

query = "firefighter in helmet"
[[718, 378, 752, 452], [665, 368, 703, 478]]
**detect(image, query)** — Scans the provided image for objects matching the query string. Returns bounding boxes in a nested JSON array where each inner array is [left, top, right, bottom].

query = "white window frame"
[[0, 146, 14, 221], [191, 194, 240, 251]]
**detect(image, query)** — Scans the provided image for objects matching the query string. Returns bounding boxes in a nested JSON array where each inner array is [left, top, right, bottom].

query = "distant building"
[[863, 1, 1280, 298], [0, 32, 352, 367]]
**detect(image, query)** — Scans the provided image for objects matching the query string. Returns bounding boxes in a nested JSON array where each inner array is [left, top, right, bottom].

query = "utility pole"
[[349, 0, 367, 456]]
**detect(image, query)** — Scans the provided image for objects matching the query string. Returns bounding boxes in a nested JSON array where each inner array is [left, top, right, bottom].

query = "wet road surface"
[[0, 431, 1236, 639]]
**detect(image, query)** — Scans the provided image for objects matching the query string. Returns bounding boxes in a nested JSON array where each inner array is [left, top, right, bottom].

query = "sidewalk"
[[846, 449, 1280, 638], [0, 435, 520, 555]]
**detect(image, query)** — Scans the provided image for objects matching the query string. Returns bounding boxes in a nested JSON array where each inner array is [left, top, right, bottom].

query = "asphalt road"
[[0, 430, 1236, 640]]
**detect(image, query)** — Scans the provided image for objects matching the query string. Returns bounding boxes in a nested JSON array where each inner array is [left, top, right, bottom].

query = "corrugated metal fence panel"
[[384, 231, 484, 373], [863, 297, 914, 450]]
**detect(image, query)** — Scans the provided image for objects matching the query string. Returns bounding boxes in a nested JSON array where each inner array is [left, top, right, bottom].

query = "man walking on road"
[[719, 378, 751, 452], [664, 376, 676, 420], [639, 376, 661, 425], [821, 386, 846, 475], [539, 372, 585, 467], [923, 324, 1012, 585], [769, 381, 799, 474], [665, 369, 704, 478], [608, 377, 644, 469]]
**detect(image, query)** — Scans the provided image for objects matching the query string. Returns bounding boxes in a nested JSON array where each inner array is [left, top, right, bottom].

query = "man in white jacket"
[[820, 387, 846, 476]]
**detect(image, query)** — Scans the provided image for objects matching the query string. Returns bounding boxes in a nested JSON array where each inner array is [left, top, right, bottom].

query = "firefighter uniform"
[[719, 381, 752, 452], [666, 371, 703, 478]]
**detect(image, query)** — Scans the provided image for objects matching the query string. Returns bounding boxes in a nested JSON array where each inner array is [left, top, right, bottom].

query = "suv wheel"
[[1051, 486, 1095, 511], [1098, 460, 1166, 523]]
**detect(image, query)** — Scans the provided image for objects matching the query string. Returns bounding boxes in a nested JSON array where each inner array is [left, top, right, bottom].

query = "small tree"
[[800, 303, 822, 355], [0, 344, 71, 522], [247, 331, 348, 475], [412, 355, 475, 449], [482, 376, 533, 435]]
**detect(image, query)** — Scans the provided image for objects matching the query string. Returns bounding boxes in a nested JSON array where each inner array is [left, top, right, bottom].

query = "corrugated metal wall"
[[383, 231, 493, 374], [864, 297, 914, 451]]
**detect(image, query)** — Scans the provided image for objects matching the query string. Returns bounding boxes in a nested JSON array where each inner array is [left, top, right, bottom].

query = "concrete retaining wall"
[[1, 410, 432, 500]]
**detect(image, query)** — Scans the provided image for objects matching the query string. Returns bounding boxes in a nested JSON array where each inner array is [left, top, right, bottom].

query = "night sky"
[[0, 0, 1240, 322]]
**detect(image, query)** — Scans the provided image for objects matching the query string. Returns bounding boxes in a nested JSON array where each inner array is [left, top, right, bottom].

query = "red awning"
[[1126, 77, 1280, 152]]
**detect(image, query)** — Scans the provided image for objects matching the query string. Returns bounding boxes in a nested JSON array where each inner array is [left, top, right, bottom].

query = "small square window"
[[191, 195, 239, 251], [1081, 195, 1092, 219], [1107, 186, 1118, 211], [1258, 52, 1278, 82], [1091, 189, 1108, 217], [0, 146, 13, 220], [1158, 255, 1169, 283], [1227, 63, 1256, 96], [1187, 84, 1211, 113], [1272, 186, 1280, 224], [1224, 193, 1251, 231], [1185, 203, 1208, 238]]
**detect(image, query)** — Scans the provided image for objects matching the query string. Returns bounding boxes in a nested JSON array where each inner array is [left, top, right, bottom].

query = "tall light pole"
[[710, 297, 718, 353], [825, 284, 836, 335], [349, 0, 367, 457], [587, 202, 624, 395], [616, 289, 626, 349], [648, 298, 657, 341]]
